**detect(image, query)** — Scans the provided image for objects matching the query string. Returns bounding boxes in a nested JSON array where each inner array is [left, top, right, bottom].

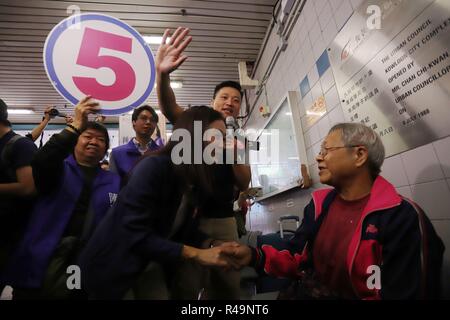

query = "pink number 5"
[[73, 27, 136, 101]]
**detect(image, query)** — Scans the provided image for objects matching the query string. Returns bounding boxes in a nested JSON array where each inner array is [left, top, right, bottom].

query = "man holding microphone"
[[155, 27, 251, 299]]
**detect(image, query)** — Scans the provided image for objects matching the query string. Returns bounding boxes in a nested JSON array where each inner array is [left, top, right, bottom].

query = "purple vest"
[[2, 155, 120, 288], [110, 139, 161, 180]]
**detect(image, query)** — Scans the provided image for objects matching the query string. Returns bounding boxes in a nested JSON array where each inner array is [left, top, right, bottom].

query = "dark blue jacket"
[[110, 139, 161, 181], [1, 154, 120, 288], [78, 155, 208, 299]]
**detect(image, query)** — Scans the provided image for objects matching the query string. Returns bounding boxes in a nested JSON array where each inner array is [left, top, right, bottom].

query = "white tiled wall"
[[433, 136, 450, 178], [401, 144, 445, 184], [245, 0, 450, 298], [381, 155, 409, 188], [334, 0, 355, 30], [324, 85, 341, 112], [320, 69, 335, 95]]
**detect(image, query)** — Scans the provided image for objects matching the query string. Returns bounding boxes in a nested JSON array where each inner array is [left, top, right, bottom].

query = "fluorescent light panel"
[[154, 81, 183, 89], [169, 81, 183, 89], [143, 36, 171, 44], [8, 109, 34, 114]]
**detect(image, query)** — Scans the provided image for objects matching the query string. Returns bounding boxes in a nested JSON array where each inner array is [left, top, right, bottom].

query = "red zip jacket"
[[251, 176, 445, 299]]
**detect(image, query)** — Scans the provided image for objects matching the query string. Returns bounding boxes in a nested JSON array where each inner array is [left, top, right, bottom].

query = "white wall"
[[245, 0, 450, 298]]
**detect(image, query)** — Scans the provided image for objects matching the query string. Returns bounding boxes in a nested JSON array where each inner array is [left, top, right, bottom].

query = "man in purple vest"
[[109, 105, 163, 182], [1, 96, 121, 299]]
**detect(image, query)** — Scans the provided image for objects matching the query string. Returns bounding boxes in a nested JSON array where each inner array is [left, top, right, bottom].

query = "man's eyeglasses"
[[137, 116, 156, 123], [318, 145, 361, 157]]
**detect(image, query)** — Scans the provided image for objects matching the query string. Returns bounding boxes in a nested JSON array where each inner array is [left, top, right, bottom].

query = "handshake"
[[185, 241, 254, 271]]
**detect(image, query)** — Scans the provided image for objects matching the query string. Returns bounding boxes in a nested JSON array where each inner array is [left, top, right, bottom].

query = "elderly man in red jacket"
[[221, 122, 444, 300]]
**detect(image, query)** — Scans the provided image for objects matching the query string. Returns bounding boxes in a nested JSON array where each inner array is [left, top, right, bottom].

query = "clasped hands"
[[195, 241, 253, 271]]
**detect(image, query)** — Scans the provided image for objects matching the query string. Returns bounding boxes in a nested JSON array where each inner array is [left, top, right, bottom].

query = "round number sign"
[[44, 13, 156, 115]]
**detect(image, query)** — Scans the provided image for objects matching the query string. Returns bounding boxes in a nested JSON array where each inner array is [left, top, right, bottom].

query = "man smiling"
[[221, 123, 445, 300], [155, 27, 250, 191], [2, 96, 121, 299]]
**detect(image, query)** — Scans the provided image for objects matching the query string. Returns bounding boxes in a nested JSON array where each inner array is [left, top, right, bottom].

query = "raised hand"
[[72, 95, 100, 131], [155, 27, 192, 75], [43, 106, 54, 121], [94, 115, 106, 123]]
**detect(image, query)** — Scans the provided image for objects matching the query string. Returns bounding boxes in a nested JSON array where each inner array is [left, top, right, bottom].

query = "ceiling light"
[[7, 109, 34, 115], [143, 36, 171, 45], [154, 81, 183, 89], [170, 81, 183, 89]]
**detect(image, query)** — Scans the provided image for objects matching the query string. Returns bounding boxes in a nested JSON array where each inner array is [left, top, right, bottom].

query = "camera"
[[47, 107, 66, 118]]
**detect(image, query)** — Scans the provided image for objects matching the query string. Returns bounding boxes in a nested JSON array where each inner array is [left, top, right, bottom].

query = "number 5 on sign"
[[44, 13, 156, 115], [73, 28, 136, 101]]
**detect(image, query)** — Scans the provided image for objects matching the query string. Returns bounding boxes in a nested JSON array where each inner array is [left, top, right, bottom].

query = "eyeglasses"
[[318, 145, 361, 157], [137, 116, 156, 123]]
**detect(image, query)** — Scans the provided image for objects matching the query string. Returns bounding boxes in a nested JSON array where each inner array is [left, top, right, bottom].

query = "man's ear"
[[210, 99, 215, 108], [354, 146, 369, 168]]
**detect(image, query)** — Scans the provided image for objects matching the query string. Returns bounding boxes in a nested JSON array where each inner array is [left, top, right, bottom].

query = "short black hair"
[[83, 121, 110, 151], [213, 81, 243, 99], [131, 105, 159, 123], [0, 98, 9, 125]]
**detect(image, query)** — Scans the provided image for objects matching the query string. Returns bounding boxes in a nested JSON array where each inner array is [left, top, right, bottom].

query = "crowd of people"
[[0, 27, 445, 300]]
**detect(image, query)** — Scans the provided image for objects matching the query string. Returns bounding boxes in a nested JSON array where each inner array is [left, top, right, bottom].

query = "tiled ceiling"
[[0, 0, 277, 123]]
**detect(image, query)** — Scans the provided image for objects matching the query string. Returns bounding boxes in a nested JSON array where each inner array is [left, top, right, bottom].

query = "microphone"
[[224, 116, 236, 163], [225, 116, 259, 151], [225, 116, 237, 130], [226, 116, 245, 137]]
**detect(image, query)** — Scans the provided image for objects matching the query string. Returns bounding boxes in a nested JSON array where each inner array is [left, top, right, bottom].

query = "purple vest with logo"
[[2, 155, 120, 288]]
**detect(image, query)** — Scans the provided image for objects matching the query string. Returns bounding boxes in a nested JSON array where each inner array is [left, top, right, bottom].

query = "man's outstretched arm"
[[156, 27, 192, 124], [28, 107, 52, 142]]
